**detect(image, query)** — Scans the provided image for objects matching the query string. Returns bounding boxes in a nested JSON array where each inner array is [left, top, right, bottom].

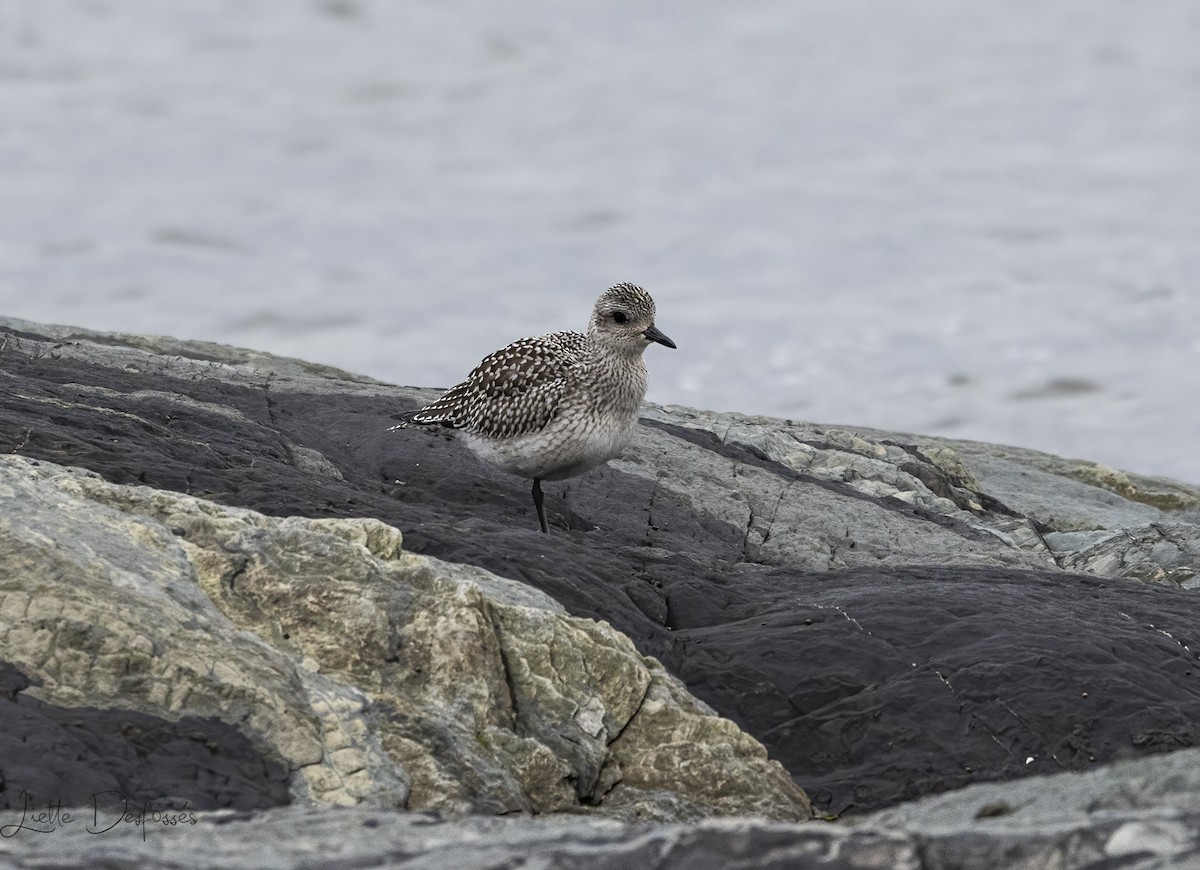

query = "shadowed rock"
[[0, 662, 289, 815]]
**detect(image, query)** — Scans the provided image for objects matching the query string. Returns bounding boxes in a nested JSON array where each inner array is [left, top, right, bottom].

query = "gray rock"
[[1049, 523, 1200, 587], [0, 454, 808, 821], [0, 808, 909, 870], [640, 406, 1200, 584], [3, 314, 1200, 828], [2, 777, 1200, 869], [864, 746, 1200, 829]]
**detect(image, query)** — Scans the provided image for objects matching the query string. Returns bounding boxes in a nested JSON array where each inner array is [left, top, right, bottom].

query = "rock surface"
[[2, 757, 1200, 870], [2, 314, 1200, 859], [3, 748, 1200, 867], [0, 453, 806, 821]]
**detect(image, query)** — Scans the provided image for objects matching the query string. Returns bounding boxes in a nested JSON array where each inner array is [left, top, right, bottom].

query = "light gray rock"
[[636, 405, 1200, 586], [0, 808, 904, 870], [0, 454, 809, 822], [2, 768, 1200, 870], [624, 407, 1060, 572], [863, 746, 1200, 830], [1048, 524, 1200, 587], [0, 315, 381, 387]]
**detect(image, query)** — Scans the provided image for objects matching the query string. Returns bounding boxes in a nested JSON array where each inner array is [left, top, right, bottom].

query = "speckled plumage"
[[390, 282, 676, 532]]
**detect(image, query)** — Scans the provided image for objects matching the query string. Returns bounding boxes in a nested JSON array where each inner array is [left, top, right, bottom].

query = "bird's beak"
[[643, 324, 677, 349]]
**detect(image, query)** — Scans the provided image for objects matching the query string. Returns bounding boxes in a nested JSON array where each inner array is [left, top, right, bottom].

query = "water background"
[[3, 1, 1198, 483]]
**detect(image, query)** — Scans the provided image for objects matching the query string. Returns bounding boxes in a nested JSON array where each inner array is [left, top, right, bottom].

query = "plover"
[[390, 282, 676, 533]]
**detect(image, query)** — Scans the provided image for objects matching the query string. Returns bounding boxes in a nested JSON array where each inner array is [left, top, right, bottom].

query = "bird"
[[389, 282, 676, 533]]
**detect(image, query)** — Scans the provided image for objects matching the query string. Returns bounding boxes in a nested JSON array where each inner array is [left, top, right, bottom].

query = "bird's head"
[[588, 282, 676, 356]]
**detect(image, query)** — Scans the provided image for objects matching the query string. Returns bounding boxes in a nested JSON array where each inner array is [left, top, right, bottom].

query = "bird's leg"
[[531, 478, 549, 534]]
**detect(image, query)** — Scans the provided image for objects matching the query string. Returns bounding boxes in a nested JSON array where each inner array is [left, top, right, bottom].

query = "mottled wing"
[[393, 332, 584, 438]]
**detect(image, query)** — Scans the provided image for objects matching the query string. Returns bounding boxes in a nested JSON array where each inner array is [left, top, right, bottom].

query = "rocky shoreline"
[[2, 315, 1199, 867]]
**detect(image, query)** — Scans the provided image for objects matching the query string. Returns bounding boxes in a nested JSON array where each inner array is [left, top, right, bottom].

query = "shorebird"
[[389, 282, 676, 533]]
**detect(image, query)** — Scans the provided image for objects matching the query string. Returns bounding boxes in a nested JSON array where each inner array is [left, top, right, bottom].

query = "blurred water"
[[2, 0, 1198, 482]]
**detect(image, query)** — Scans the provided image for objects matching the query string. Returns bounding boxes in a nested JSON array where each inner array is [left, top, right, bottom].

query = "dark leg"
[[531, 478, 549, 534]]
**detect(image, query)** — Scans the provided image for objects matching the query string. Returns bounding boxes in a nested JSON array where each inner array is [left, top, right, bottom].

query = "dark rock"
[[0, 660, 289, 813]]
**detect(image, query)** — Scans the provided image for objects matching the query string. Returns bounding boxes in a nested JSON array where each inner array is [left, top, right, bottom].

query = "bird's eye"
[[611, 311, 629, 324]]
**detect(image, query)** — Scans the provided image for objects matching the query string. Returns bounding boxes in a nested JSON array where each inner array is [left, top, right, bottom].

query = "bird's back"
[[394, 331, 587, 439]]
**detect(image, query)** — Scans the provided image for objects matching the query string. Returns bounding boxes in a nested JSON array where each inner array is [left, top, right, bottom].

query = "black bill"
[[643, 324, 677, 349]]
